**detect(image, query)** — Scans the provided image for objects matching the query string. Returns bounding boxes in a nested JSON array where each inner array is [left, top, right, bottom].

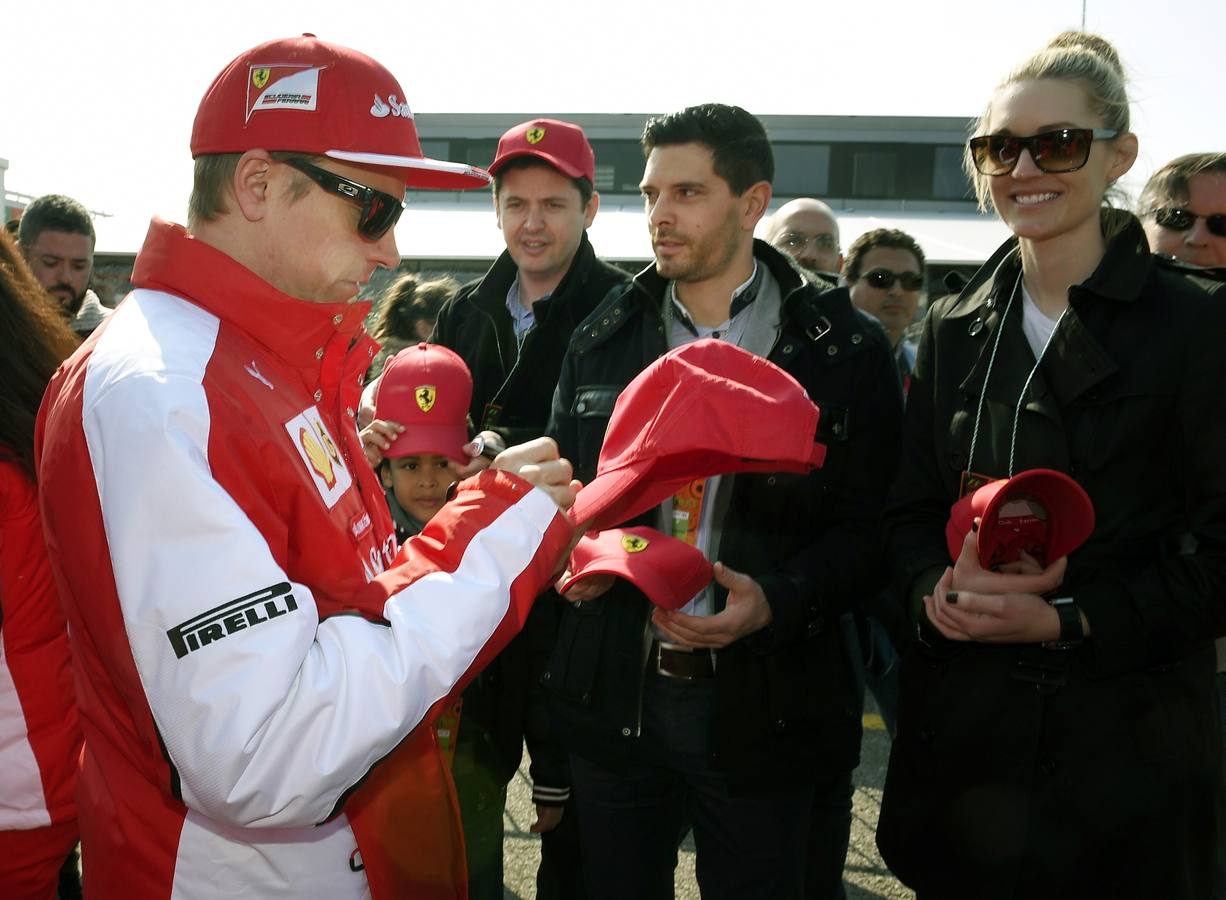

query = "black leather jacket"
[[545, 240, 903, 782]]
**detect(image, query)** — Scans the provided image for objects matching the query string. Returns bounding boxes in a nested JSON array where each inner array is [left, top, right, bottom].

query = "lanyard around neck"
[[966, 272, 1069, 478]]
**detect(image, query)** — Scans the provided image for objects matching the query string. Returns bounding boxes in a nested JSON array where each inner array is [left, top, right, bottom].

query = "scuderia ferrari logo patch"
[[526, 127, 546, 144], [285, 405, 352, 508], [245, 64, 322, 122]]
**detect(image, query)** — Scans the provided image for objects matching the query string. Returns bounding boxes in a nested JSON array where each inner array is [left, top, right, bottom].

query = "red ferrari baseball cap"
[[488, 119, 596, 185], [569, 339, 827, 531], [945, 468, 1095, 569], [191, 34, 490, 189], [557, 527, 713, 611], [374, 343, 472, 465]]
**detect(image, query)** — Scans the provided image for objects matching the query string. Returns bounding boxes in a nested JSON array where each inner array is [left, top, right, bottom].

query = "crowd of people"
[[1, 26, 1224, 900]]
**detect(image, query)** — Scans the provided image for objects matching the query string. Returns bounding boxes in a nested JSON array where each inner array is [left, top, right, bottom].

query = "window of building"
[[852, 149, 900, 198], [773, 144, 830, 197], [932, 145, 973, 200]]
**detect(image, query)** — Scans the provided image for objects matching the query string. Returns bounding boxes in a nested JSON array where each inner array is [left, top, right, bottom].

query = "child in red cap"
[[372, 343, 473, 541]]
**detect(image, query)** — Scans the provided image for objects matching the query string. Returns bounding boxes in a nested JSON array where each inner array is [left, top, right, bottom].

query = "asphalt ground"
[[501, 698, 913, 899]]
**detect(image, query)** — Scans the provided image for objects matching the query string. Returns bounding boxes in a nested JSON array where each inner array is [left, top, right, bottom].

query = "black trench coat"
[[878, 213, 1226, 900]]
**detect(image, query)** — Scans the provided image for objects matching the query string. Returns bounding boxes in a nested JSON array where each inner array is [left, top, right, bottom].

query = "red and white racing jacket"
[[0, 458, 81, 833], [35, 220, 572, 900]]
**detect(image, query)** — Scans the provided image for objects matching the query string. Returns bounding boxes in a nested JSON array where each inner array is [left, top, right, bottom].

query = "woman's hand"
[[923, 566, 1060, 644], [950, 526, 1066, 596]]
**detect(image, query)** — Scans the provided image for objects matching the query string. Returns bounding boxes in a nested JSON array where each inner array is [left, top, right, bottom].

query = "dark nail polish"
[[970, 521, 978, 533], [947, 592, 959, 605]]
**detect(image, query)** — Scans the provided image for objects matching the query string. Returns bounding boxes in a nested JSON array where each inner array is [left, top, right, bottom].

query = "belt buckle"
[[654, 641, 715, 680]]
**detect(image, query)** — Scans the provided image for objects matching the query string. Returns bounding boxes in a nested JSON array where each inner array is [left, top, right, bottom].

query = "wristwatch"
[[1042, 596, 1084, 650], [470, 435, 505, 461]]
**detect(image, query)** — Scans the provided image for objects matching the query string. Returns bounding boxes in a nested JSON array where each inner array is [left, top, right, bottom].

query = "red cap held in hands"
[[557, 527, 713, 611], [569, 339, 826, 531], [374, 343, 472, 465], [945, 468, 1095, 569], [489, 119, 596, 185], [191, 34, 490, 189]]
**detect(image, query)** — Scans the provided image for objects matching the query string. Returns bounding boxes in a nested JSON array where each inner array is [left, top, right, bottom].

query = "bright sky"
[[3, 0, 1223, 251]]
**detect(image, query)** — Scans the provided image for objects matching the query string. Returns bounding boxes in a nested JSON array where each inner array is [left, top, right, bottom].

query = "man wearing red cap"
[[35, 36, 579, 900], [426, 117, 627, 900], [546, 104, 903, 899]]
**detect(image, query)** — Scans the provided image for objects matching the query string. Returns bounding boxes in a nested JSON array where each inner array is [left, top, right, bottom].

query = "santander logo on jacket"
[[35, 220, 572, 900]]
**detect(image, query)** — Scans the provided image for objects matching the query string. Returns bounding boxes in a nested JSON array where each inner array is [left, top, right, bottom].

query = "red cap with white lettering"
[[191, 34, 490, 189]]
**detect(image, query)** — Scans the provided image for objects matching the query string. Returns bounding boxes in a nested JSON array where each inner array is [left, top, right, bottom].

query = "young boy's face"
[[381, 454, 456, 523]]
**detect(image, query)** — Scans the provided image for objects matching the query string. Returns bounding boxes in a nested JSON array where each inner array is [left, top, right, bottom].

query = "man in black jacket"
[[546, 104, 903, 900], [429, 118, 628, 900]]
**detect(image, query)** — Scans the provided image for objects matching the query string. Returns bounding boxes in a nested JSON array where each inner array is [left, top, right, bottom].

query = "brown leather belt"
[[649, 640, 716, 680]]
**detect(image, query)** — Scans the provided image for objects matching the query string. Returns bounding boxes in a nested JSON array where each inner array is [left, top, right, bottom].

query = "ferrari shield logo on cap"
[[416, 385, 437, 413], [622, 534, 649, 553], [251, 67, 271, 89], [526, 127, 546, 145]]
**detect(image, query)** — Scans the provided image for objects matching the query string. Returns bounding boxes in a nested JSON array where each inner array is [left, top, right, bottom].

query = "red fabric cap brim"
[[385, 424, 470, 467]]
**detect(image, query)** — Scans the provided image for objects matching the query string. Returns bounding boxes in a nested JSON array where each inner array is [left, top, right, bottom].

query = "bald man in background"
[[763, 197, 843, 276]]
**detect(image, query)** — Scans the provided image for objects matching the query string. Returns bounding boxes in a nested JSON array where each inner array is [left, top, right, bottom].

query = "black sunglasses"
[[1152, 207, 1226, 238], [968, 128, 1119, 176], [284, 158, 406, 240], [861, 268, 924, 291]]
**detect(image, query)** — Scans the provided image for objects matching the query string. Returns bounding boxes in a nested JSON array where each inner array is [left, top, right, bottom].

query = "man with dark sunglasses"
[[1140, 150, 1226, 900], [844, 227, 926, 362], [34, 34, 583, 900], [1140, 152, 1226, 270]]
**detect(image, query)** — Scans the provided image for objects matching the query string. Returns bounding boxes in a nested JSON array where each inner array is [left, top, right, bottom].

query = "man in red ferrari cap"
[[420, 117, 627, 900], [35, 35, 578, 900], [546, 104, 903, 899]]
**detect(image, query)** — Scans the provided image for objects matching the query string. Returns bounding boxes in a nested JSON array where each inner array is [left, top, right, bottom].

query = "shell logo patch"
[[622, 534, 649, 553], [416, 385, 437, 413], [526, 127, 546, 145], [300, 427, 335, 488], [245, 64, 322, 123], [285, 406, 352, 508]]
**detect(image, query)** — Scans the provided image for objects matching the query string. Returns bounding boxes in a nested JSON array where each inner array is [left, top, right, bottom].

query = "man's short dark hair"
[[17, 194, 95, 249], [844, 228, 926, 282], [492, 157, 594, 208], [641, 104, 774, 195], [1139, 152, 1226, 215]]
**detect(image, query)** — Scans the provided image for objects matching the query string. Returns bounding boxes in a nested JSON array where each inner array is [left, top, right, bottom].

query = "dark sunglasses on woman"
[[285, 158, 407, 240], [968, 127, 1118, 176], [861, 268, 924, 291], [1151, 207, 1226, 238]]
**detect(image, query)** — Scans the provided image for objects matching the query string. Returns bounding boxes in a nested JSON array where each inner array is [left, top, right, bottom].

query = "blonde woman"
[[879, 32, 1226, 900]]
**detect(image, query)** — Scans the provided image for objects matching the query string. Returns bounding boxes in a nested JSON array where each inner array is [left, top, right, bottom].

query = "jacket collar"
[[627, 238, 809, 308], [130, 219, 371, 368], [952, 212, 1149, 410], [574, 238, 850, 356], [946, 209, 1152, 321], [469, 231, 599, 319]]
